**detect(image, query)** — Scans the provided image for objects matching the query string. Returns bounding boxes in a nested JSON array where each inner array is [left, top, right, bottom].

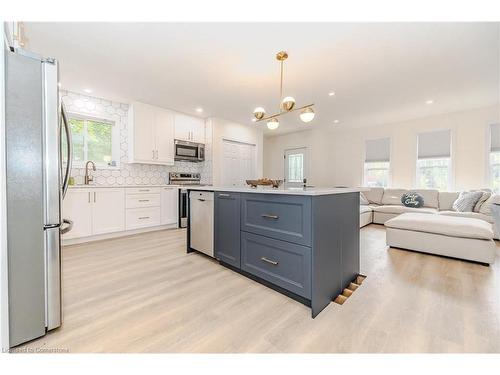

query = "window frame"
[[284, 147, 308, 188], [415, 129, 454, 191], [487, 123, 500, 193], [362, 136, 392, 187], [67, 112, 120, 169], [363, 160, 391, 188]]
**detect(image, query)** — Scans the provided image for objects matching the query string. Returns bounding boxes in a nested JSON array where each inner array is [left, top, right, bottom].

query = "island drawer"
[[241, 194, 312, 246], [241, 232, 311, 299], [126, 193, 161, 209]]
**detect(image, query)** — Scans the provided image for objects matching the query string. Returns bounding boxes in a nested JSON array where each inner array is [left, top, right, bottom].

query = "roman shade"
[[490, 124, 500, 152], [418, 130, 451, 159], [365, 137, 390, 163]]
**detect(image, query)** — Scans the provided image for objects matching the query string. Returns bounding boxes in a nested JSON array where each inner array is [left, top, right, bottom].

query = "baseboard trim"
[[62, 223, 179, 245]]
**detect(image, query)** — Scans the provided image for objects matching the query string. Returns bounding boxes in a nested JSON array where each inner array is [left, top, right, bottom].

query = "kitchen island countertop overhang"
[[186, 186, 363, 318]]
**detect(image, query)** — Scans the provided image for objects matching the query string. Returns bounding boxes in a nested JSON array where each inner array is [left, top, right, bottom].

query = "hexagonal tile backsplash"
[[62, 90, 212, 186]]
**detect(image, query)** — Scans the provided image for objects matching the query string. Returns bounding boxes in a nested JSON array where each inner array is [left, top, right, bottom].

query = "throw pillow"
[[474, 192, 491, 213], [452, 191, 483, 212], [401, 192, 424, 208], [360, 192, 369, 205], [479, 194, 500, 216]]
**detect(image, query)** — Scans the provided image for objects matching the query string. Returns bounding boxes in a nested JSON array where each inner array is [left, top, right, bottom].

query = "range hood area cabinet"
[[128, 101, 175, 165], [174, 113, 205, 143]]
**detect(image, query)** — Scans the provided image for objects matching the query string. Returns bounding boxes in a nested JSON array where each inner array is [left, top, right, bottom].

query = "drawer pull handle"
[[138, 216, 150, 220], [198, 198, 205, 202], [261, 214, 279, 220], [139, 189, 149, 192], [138, 199, 149, 202], [218, 193, 230, 197], [261, 257, 278, 266]]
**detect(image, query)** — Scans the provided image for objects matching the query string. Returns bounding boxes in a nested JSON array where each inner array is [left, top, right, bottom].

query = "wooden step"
[[333, 274, 367, 305]]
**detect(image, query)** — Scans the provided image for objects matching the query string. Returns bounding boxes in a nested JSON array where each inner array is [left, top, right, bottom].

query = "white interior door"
[[222, 140, 256, 187], [284, 147, 307, 187]]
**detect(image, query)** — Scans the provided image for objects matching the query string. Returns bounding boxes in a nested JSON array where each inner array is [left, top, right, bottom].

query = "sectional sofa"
[[359, 187, 499, 239]]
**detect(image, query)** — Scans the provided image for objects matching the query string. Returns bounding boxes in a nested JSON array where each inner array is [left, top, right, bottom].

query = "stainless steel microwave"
[[174, 139, 205, 162]]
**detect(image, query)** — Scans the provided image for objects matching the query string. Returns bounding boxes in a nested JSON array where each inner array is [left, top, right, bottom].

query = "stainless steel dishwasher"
[[189, 191, 214, 257]]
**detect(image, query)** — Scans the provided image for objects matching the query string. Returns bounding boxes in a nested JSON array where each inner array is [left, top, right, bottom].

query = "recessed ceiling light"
[[83, 88, 92, 94], [328, 92, 336, 96], [195, 107, 203, 113], [333, 119, 340, 124], [425, 99, 434, 104]]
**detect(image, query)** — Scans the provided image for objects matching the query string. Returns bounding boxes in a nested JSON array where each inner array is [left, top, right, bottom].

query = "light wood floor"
[[19, 225, 500, 353]]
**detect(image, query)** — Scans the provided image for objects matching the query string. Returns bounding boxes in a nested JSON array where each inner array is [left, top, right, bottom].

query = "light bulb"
[[281, 96, 296, 111], [267, 118, 279, 130], [299, 107, 315, 123], [253, 107, 266, 120]]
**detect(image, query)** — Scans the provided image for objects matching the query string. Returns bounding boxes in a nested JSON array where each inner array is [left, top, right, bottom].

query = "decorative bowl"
[[246, 179, 283, 188]]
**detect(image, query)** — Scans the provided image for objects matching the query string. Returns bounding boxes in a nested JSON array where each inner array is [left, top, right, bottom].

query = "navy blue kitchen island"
[[187, 186, 363, 318]]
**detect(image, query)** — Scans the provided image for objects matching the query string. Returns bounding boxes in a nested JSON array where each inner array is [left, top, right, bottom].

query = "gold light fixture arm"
[[255, 103, 315, 122]]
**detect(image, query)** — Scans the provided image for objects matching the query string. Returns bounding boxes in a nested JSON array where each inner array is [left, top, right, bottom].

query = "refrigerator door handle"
[[61, 102, 72, 199], [61, 218, 73, 235]]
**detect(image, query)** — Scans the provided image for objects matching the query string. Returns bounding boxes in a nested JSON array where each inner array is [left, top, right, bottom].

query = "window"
[[364, 138, 390, 187], [284, 147, 307, 187], [416, 130, 451, 190], [63, 114, 119, 168], [489, 124, 500, 193]]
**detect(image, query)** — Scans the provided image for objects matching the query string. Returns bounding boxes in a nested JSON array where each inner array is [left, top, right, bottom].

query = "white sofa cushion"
[[360, 205, 372, 214], [412, 189, 439, 208], [372, 205, 437, 215], [385, 212, 494, 240], [438, 210, 494, 224], [363, 187, 384, 205], [439, 191, 460, 211], [360, 192, 369, 205], [381, 189, 407, 206]]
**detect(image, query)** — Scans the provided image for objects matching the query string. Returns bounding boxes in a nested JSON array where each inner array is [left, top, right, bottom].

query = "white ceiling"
[[24, 22, 500, 136]]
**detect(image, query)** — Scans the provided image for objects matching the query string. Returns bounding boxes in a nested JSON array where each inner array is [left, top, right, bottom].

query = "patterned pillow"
[[452, 191, 483, 212], [401, 192, 424, 208], [474, 192, 491, 213]]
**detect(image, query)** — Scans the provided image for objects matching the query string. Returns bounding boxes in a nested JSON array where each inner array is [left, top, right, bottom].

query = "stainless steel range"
[[169, 172, 202, 228]]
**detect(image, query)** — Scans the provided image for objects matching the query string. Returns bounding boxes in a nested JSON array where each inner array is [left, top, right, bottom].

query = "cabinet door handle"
[[94, 192, 96, 203], [261, 214, 279, 220], [261, 257, 278, 266], [198, 198, 205, 202], [152, 150, 155, 159], [88, 192, 91, 203], [139, 216, 150, 220]]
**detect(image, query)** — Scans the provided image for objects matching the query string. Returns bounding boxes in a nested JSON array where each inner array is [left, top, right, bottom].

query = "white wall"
[[209, 117, 264, 186], [264, 105, 500, 191]]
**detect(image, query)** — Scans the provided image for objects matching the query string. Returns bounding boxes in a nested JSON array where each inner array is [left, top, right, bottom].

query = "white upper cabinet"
[[128, 102, 175, 165], [174, 113, 205, 143], [155, 108, 175, 164]]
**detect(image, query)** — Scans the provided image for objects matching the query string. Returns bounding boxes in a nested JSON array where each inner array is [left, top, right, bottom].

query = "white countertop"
[[68, 184, 181, 189], [186, 185, 366, 196]]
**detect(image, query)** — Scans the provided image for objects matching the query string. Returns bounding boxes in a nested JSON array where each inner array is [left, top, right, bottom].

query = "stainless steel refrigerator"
[[5, 45, 73, 347]]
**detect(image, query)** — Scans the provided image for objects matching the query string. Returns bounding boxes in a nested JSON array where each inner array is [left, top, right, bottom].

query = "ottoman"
[[385, 213, 496, 265]]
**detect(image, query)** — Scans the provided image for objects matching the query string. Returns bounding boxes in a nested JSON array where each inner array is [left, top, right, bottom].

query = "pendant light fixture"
[[253, 51, 315, 130]]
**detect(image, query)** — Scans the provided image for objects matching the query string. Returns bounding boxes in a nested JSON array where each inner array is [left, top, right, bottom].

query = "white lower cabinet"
[[63, 188, 125, 240], [62, 189, 93, 239], [161, 187, 178, 225], [91, 189, 126, 235], [63, 186, 178, 242]]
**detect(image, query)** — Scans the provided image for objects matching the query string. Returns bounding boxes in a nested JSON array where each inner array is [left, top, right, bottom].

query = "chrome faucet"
[[84, 161, 96, 185]]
